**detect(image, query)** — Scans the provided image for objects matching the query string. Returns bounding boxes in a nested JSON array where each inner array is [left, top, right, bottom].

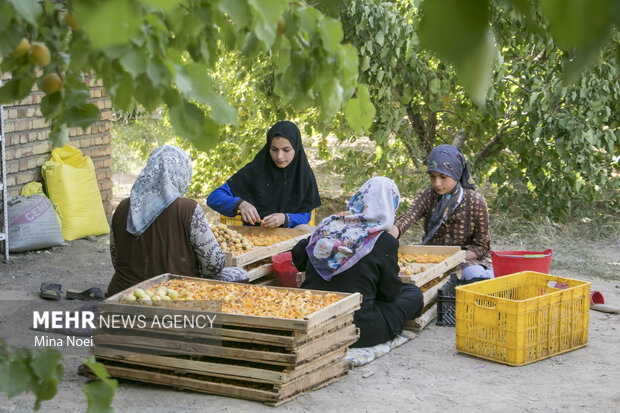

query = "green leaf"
[[30, 349, 62, 381], [248, 0, 288, 48], [113, 72, 135, 111], [419, 0, 489, 64], [344, 84, 376, 132], [0, 22, 23, 56], [0, 2, 15, 29], [320, 78, 343, 119], [169, 100, 206, 140], [119, 49, 147, 79], [191, 117, 219, 151], [218, 0, 252, 30], [40, 92, 63, 118], [147, 59, 171, 85], [320, 17, 344, 53], [458, 29, 496, 106], [429, 78, 441, 94], [65, 85, 91, 108], [0, 361, 32, 398], [139, 0, 183, 12], [7, 0, 42, 25], [205, 93, 238, 126], [49, 123, 69, 148], [0, 75, 35, 105], [419, 0, 495, 105], [77, 0, 141, 48], [83, 381, 115, 413], [175, 63, 213, 105], [84, 357, 116, 389], [134, 76, 162, 112], [64, 104, 100, 129], [32, 374, 60, 411], [541, 0, 613, 50]]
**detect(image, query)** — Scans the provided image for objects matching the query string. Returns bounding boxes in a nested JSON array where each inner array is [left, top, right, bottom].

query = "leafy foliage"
[[0, 340, 63, 410], [0, 0, 374, 148], [0, 341, 117, 412], [321, 0, 619, 220]]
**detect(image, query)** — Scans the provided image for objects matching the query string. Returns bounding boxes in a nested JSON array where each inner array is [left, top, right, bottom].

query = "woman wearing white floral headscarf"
[[292, 177, 423, 348], [107, 145, 247, 297]]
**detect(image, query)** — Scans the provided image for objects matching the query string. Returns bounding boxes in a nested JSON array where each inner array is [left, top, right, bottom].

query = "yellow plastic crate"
[[455, 271, 590, 366], [219, 209, 315, 226]]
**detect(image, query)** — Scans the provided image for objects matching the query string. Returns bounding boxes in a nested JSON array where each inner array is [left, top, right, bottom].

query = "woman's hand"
[[388, 225, 400, 239], [261, 213, 286, 228], [238, 201, 261, 225]]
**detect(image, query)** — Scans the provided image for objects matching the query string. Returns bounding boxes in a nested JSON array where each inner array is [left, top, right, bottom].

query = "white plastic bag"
[[6, 195, 65, 252]]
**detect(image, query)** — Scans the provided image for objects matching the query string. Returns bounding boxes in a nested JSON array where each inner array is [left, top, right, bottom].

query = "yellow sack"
[[21, 181, 44, 196], [42, 144, 109, 241]]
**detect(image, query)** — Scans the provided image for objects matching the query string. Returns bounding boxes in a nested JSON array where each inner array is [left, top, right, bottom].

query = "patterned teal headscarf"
[[306, 177, 400, 281], [424, 144, 475, 244], [127, 145, 192, 236]]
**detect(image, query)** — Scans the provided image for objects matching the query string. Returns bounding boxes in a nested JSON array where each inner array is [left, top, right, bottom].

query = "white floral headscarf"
[[306, 177, 400, 281], [126, 145, 192, 236]]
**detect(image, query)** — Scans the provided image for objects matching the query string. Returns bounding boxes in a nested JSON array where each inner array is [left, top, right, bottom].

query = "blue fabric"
[[287, 211, 311, 227], [462, 265, 494, 280], [345, 331, 415, 367], [206, 182, 240, 217], [427, 144, 476, 190], [208, 183, 311, 227]]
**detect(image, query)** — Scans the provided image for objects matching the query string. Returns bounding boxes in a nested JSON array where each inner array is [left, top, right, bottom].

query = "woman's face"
[[269, 136, 295, 168], [428, 171, 457, 195]]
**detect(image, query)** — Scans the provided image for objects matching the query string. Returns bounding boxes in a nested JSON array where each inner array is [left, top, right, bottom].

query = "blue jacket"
[[206, 182, 311, 228]]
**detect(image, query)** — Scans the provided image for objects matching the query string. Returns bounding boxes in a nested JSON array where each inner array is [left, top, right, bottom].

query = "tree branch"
[[474, 124, 513, 164], [451, 129, 467, 148], [503, 77, 532, 93]]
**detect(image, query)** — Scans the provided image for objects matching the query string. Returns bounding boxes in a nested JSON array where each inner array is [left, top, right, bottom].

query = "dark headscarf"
[[423, 144, 475, 244], [227, 121, 321, 218]]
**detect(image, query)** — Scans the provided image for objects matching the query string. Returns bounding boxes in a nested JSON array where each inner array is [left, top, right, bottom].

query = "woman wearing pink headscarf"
[[292, 177, 423, 348]]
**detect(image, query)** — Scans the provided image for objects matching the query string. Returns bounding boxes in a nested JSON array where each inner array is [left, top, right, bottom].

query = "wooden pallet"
[[403, 303, 438, 333], [224, 227, 310, 267], [398, 245, 465, 286], [98, 357, 350, 406], [95, 274, 360, 405]]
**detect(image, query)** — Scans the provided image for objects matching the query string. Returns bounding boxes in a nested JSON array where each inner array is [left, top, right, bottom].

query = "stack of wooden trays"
[[398, 245, 465, 332], [93, 274, 362, 405], [223, 226, 310, 286]]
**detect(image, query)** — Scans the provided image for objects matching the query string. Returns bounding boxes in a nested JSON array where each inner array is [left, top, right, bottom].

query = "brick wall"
[[1, 75, 114, 216]]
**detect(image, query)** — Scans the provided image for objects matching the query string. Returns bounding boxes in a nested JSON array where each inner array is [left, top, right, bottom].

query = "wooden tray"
[[102, 274, 362, 334], [225, 227, 311, 267], [398, 245, 465, 286], [246, 262, 273, 282], [97, 357, 350, 406]]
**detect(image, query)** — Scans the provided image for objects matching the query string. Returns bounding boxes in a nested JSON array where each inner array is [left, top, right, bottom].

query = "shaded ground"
[[1, 164, 619, 412], [1, 228, 619, 412]]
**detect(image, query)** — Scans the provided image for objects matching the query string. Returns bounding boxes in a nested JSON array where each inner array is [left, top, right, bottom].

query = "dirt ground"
[[1, 189, 619, 411]]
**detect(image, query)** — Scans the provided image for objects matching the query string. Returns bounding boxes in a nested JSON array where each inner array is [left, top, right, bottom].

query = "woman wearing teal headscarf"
[[389, 145, 493, 280]]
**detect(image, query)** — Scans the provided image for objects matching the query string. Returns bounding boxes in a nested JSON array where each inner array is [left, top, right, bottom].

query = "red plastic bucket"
[[272, 251, 299, 288], [491, 249, 553, 277]]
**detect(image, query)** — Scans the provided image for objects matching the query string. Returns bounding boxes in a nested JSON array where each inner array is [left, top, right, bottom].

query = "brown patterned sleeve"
[[394, 189, 432, 238], [464, 193, 491, 259]]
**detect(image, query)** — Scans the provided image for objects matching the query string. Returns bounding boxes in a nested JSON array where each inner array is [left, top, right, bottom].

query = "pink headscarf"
[[306, 177, 400, 281]]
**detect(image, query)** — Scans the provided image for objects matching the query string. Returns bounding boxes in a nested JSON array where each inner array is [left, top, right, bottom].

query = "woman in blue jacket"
[[207, 121, 321, 228]]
